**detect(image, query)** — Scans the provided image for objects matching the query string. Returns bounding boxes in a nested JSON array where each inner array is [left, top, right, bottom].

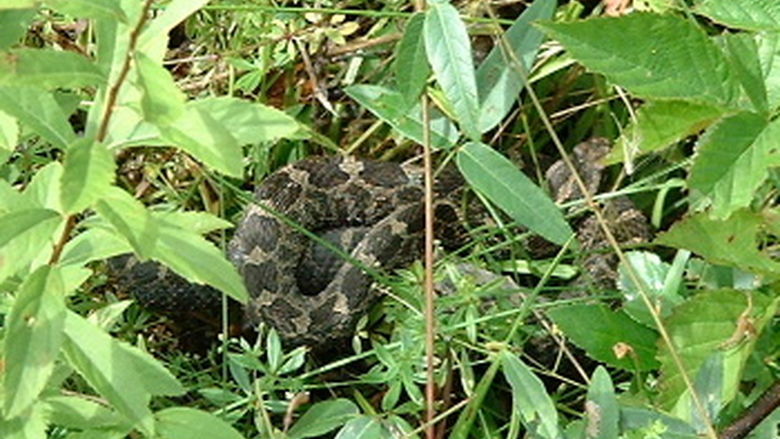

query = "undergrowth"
[[0, 1, 778, 439]]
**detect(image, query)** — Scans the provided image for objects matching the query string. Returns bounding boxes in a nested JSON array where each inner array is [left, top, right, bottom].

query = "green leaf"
[[153, 218, 249, 304], [152, 211, 233, 235], [334, 416, 389, 439], [60, 227, 131, 267], [189, 96, 301, 144], [159, 106, 243, 177], [135, 52, 186, 125], [61, 139, 117, 214], [618, 251, 684, 328], [657, 289, 777, 410], [62, 310, 184, 435], [0, 208, 61, 283], [3, 266, 66, 418], [0, 86, 76, 148], [137, 0, 210, 62], [696, 0, 780, 32], [722, 33, 768, 113], [345, 84, 458, 149], [500, 351, 561, 439], [0, 108, 19, 161], [536, 13, 738, 107], [395, 13, 429, 107], [656, 210, 780, 277], [756, 32, 780, 110], [457, 141, 572, 245], [689, 112, 779, 219], [21, 161, 63, 210], [47, 0, 128, 21], [607, 100, 725, 165], [689, 352, 724, 433], [476, 0, 554, 132], [0, 404, 47, 439], [43, 395, 123, 430], [0, 9, 34, 49], [95, 187, 159, 259], [424, 0, 480, 139], [585, 367, 618, 439], [155, 407, 244, 439], [288, 399, 359, 439], [619, 407, 698, 439], [0, 48, 105, 89], [0, 208, 59, 248], [547, 304, 660, 371]]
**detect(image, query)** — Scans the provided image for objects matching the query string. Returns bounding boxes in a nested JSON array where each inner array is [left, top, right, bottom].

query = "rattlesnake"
[[112, 139, 650, 346]]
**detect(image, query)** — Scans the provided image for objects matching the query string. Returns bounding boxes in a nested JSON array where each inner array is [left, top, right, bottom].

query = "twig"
[[720, 380, 780, 439]]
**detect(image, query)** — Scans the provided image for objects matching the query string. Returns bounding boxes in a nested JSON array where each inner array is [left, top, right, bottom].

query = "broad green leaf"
[[152, 218, 248, 304], [0, 0, 37, 8], [657, 210, 780, 277], [62, 310, 184, 435], [689, 112, 779, 218], [47, 0, 128, 21], [696, 0, 780, 32], [3, 266, 65, 418], [688, 353, 724, 432], [547, 304, 660, 371], [0, 108, 19, 162], [657, 289, 777, 409], [334, 416, 389, 439], [137, 0, 210, 62], [607, 100, 724, 164], [61, 139, 117, 214], [0, 208, 59, 248], [618, 251, 684, 328], [153, 211, 233, 235], [0, 48, 105, 89], [395, 13, 429, 106], [155, 407, 244, 439], [43, 395, 124, 430], [189, 97, 301, 144], [60, 227, 130, 266], [457, 141, 572, 245], [756, 32, 780, 110], [722, 33, 768, 113], [500, 351, 561, 439], [288, 399, 359, 439], [424, 0, 480, 139], [135, 52, 186, 125], [0, 9, 34, 49], [619, 407, 698, 439], [585, 367, 618, 439], [476, 0, 554, 132], [537, 14, 739, 107], [0, 86, 76, 148], [158, 106, 243, 177], [95, 187, 159, 259], [21, 161, 63, 210], [0, 404, 47, 439], [345, 84, 458, 149], [0, 208, 61, 283]]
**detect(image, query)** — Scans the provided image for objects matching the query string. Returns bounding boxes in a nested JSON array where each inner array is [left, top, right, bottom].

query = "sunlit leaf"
[[61, 139, 117, 214], [457, 141, 572, 245], [0, 48, 105, 89], [500, 351, 561, 439], [548, 304, 660, 371], [3, 266, 65, 418], [155, 407, 244, 439], [424, 0, 480, 139], [695, 0, 780, 31], [395, 13, 429, 106], [537, 13, 739, 107], [689, 112, 779, 219], [0, 86, 76, 148], [190, 96, 301, 144], [288, 399, 359, 439]]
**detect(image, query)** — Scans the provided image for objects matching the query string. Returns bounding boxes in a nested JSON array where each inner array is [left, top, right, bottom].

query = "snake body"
[[114, 140, 649, 347]]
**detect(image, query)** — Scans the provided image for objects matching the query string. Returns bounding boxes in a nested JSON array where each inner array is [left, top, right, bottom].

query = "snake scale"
[[112, 139, 650, 347]]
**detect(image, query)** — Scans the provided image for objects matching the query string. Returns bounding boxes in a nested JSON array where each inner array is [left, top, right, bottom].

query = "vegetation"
[[0, 1, 777, 438]]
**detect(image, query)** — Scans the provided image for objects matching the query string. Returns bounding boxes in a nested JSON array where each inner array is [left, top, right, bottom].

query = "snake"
[[111, 139, 650, 347]]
